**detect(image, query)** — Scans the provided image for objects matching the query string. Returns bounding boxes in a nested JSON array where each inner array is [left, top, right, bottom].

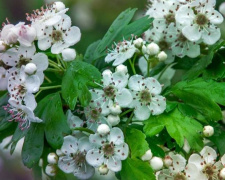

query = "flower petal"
[[106, 156, 122, 172], [200, 146, 217, 164], [86, 149, 104, 167], [144, 77, 162, 95], [182, 24, 201, 42], [149, 95, 166, 115], [58, 156, 76, 173], [107, 127, 124, 145], [64, 26, 81, 45], [61, 135, 78, 155], [115, 88, 132, 107], [31, 53, 48, 71], [134, 105, 150, 121], [128, 75, 145, 91]]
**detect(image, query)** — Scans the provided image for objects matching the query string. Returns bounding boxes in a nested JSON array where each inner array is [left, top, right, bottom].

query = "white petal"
[[185, 163, 205, 180], [115, 88, 132, 107], [18, 44, 36, 58], [149, 95, 166, 115], [67, 111, 83, 129], [36, 71, 44, 84], [186, 43, 200, 58], [45, 15, 62, 26], [158, 169, 173, 180], [78, 136, 93, 152], [108, 127, 124, 145], [38, 37, 52, 51], [202, 25, 221, 45], [101, 98, 113, 116], [25, 75, 40, 93], [200, 146, 217, 164], [106, 156, 122, 172], [188, 154, 204, 171], [1, 48, 19, 67], [61, 135, 78, 155], [170, 154, 186, 173], [105, 53, 118, 63], [58, 156, 76, 173], [55, 14, 71, 30], [175, 5, 195, 25], [74, 162, 95, 179], [24, 93, 37, 110], [182, 25, 201, 42], [112, 47, 136, 66], [64, 26, 81, 45], [89, 134, 107, 147], [144, 77, 162, 95], [221, 154, 225, 165], [128, 75, 145, 91], [51, 41, 69, 54], [112, 71, 129, 90], [208, 10, 224, 24], [114, 143, 129, 160], [134, 105, 150, 121], [86, 149, 104, 167], [31, 53, 49, 71]]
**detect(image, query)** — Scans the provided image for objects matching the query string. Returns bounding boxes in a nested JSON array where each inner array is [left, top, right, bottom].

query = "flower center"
[[52, 30, 63, 42], [158, 40, 169, 51], [0, 60, 10, 69], [139, 89, 151, 103], [17, 57, 30, 68], [177, 33, 188, 43], [195, 14, 208, 26], [103, 143, 114, 156], [90, 108, 101, 120], [203, 164, 216, 179], [73, 152, 86, 165], [174, 173, 186, 180], [165, 13, 175, 24], [103, 85, 115, 98]]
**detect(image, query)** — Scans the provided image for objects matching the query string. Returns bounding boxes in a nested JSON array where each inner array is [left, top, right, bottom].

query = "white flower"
[[164, 155, 173, 167], [47, 153, 58, 165], [105, 40, 136, 66], [175, 3, 224, 45], [53, 2, 66, 12], [128, 75, 166, 120], [107, 114, 120, 126], [133, 38, 144, 48], [62, 48, 76, 61], [158, 153, 201, 180], [86, 127, 129, 172], [97, 124, 110, 136], [150, 157, 163, 171], [109, 104, 122, 115], [38, 14, 81, 54], [45, 164, 56, 176], [90, 69, 132, 116], [115, 64, 128, 74], [188, 146, 223, 180], [219, 2, 225, 16], [1, 24, 18, 44], [67, 110, 84, 129], [58, 135, 95, 179], [24, 63, 37, 75], [203, 125, 214, 137], [146, 42, 160, 56], [141, 149, 153, 161]]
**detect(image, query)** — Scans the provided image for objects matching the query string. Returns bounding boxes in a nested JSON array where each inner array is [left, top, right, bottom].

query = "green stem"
[[44, 76, 52, 83], [48, 59, 64, 71], [147, 60, 151, 77], [120, 108, 134, 118], [125, 111, 134, 127], [129, 59, 136, 75], [35, 90, 42, 98], [72, 127, 94, 134], [39, 85, 62, 91], [45, 68, 63, 73]]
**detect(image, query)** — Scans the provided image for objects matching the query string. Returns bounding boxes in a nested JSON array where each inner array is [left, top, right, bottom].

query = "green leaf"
[[120, 158, 155, 180], [165, 101, 177, 112], [93, 8, 137, 60], [149, 62, 166, 76], [84, 40, 101, 64], [125, 128, 149, 158], [171, 78, 223, 121], [62, 59, 101, 109], [35, 93, 70, 149], [173, 56, 198, 70], [22, 123, 44, 168], [146, 137, 165, 158], [144, 108, 203, 151]]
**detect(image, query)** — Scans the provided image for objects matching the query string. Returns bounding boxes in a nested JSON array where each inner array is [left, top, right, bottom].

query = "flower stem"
[[72, 127, 94, 134], [48, 59, 65, 71], [129, 59, 136, 75], [44, 76, 52, 83], [120, 108, 134, 118], [125, 111, 134, 127], [39, 85, 62, 91], [147, 60, 151, 77]]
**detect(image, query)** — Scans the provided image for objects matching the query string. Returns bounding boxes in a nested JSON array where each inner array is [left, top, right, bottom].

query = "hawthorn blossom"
[[188, 146, 223, 180], [58, 135, 95, 179], [86, 127, 129, 172], [128, 75, 166, 120], [175, 2, 224, 45], [105, 40, 136, 66]]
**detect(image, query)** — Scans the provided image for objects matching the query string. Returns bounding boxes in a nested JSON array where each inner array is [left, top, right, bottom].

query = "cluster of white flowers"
[[1, 2, 81, 130], [154, 146, 225, 180], [144, 0, 224, 59]]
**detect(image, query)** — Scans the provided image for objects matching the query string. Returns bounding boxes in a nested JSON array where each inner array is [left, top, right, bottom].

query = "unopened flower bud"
[[203, 125, 214, 137], [62, 48, 76, 61], [24, 63, 37, 75], [102, 69, 112, 77], [147, 42, 160, 56], [1, 24, 18, 44], [47, 153, 58, 165], [164, 155, 173, 167], [97, 124, 110, 136], [45, 164, 56, 177], [133, 38, 144, 48], [158, 51, 167, 62], [220, 168, 225, 179], [54, 2, 66, 12], [16, 24, 36, 47], [150, 157, 163, 171], [107, 114, 120, 126], [141, 149, 153, 161], [115, 64, 128, 74], [98, 165, 109, 175], [0, 41, 6, 52], [142, 45, 147, 54], [219, 2, 225, 16], [110, 104, 122, 115]]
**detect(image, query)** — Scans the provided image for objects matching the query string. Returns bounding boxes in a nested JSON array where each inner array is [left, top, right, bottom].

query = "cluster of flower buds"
[[1, 2, 81, 130], [144, 0, 224, 59]]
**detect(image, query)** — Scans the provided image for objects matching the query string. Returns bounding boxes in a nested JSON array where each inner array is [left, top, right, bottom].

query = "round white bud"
[[45, 164, 56, 177], [164, 155, 173, 167], [47, 153, 58, 165], [203, 125, 214, 137], [54, 2, 66, 12], [0, 41, 6, 52], [98, 165, 109, 175], [147, 42, 160, 56], [97, 124, 110, 136], [150, 157, 163, 171], [133, 38, 144, 48], [107, 114, 120, 126], [142, 45, 147, 54], [102, 69, 112, 77], [24, 63, 37, 75], [109, 104, 122, 115], [219, 2, 225, 16], [141, 149, 153, 161], [158, 51, 167, 62], [115, 64, 128, 74], [220, 168, 225, 179], [62, 48, 76, 62]]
